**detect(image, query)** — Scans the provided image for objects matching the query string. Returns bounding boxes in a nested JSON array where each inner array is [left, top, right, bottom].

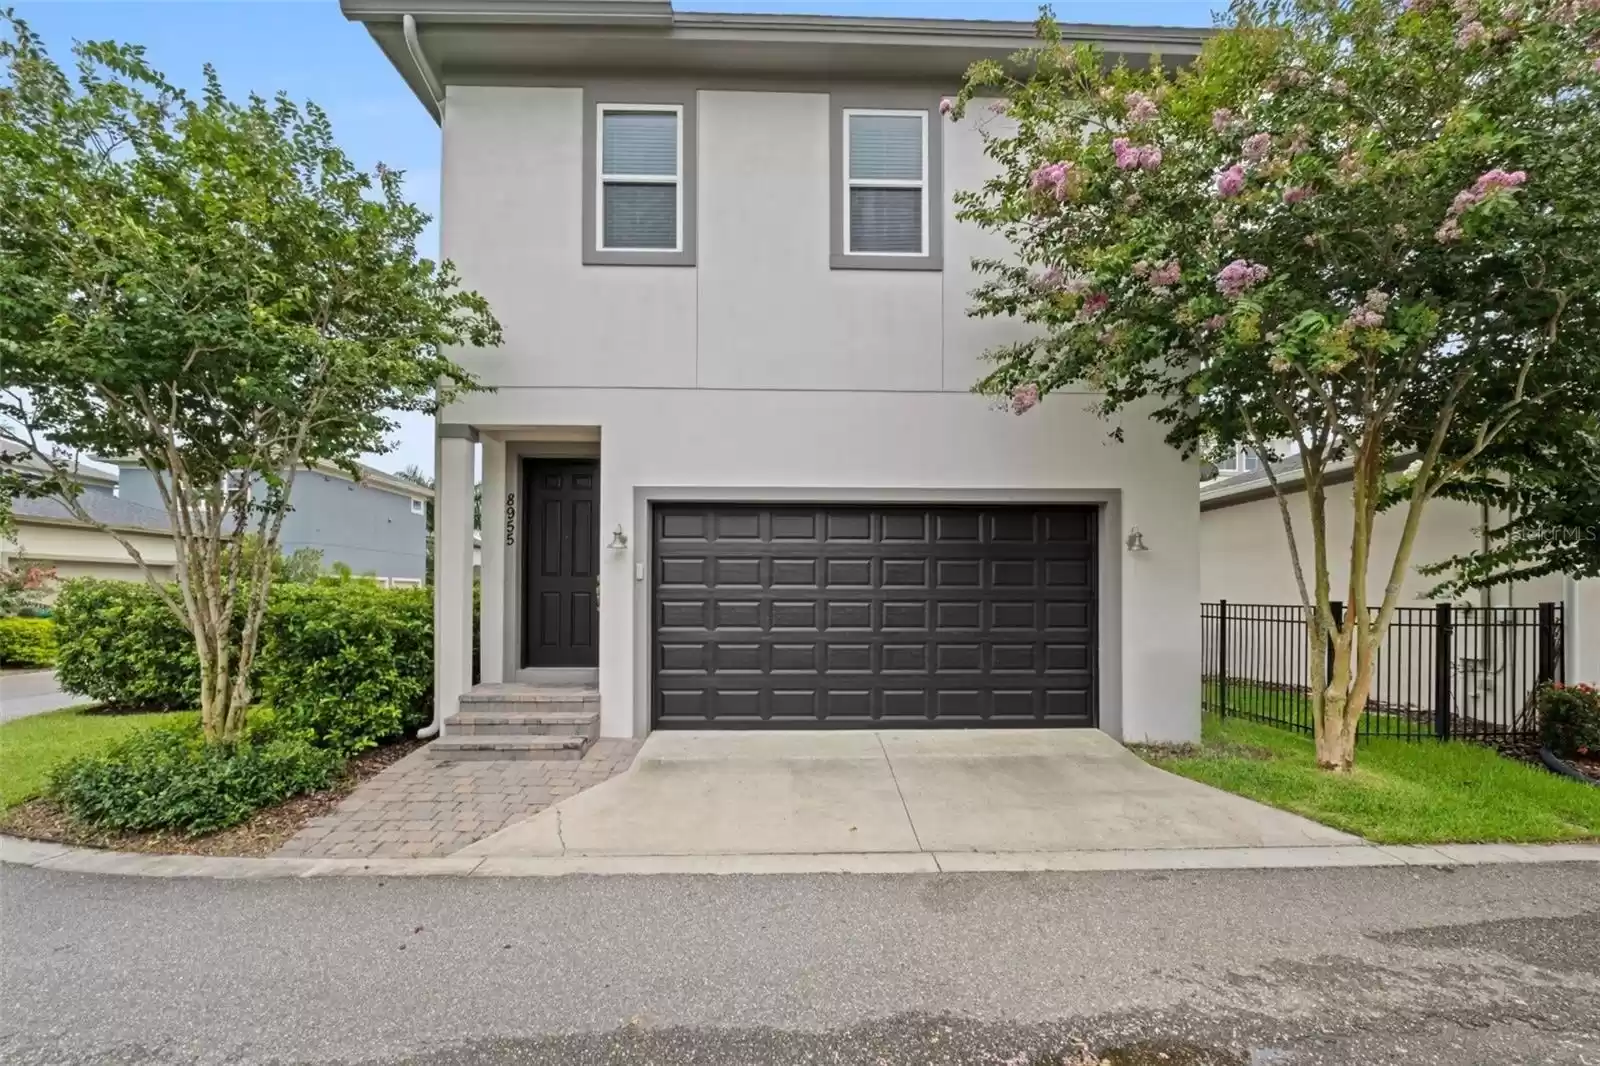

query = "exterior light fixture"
[[1125, 528, 1149, 553], [608, 525, 629, 551]]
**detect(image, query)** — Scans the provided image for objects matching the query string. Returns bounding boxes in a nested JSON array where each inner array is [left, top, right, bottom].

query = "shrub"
[[52, 579, 208, 709], [258, 579, 432, 754], [49, 718, 341, 835], [0, 617, 57, 667], [1539, 682, 1600, 760]]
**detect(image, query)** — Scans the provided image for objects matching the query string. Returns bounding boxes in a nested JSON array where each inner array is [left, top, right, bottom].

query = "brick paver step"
[[451, 709, 600, 737], [460, 684, 598, 704], [427, 734, 590, 761]]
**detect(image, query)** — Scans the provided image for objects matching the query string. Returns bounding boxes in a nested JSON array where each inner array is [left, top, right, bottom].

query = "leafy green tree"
[[952, 0, 1600, 769], [0, 15, 501, 742]]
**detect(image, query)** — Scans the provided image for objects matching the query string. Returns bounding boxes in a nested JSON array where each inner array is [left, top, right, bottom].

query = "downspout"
[[402, 14, 445, 119], [407, 11, 444, 739]]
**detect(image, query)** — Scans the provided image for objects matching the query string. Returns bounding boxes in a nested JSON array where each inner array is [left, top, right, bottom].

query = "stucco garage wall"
[[470, 388, 1201, 744]]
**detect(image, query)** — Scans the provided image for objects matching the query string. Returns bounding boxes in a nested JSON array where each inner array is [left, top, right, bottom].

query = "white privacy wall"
[[442, 85, 1202, 743]]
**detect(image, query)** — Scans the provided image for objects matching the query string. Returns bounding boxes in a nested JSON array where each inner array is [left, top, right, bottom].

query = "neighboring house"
[[114, 460, 432, 587], [1200, 461, 1599, 684], [2, 494, 177, 586], [345, 2, 1210, 743], [2, 446, 171, 587]]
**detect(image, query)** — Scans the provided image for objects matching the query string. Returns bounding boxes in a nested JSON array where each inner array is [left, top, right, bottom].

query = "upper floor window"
[[598, 106, 681, 252], [830, 93, 943, 271], [411, 497, 426, 515], [583, 88, 697, 267], [844, 110, 927, 257]]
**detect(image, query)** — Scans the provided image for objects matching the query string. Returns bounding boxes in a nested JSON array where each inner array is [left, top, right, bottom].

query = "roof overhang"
[[340, 0, 1212, 123]]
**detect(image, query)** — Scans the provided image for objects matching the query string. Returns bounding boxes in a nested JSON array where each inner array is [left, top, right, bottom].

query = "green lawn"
[[1204, 680, 1419, 738], [1145, 714, 1600, 844], [0, 706, 196, 811]]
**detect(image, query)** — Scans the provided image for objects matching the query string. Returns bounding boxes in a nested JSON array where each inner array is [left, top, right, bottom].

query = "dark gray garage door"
[[651, 504, 1097, 729]]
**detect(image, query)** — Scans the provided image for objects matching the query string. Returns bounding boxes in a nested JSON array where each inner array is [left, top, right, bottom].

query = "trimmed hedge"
[[53, 580, 204, 709], [0, 617, 57, 668], [259, 581, 433, 754], [1539, 682, 1600, 759]]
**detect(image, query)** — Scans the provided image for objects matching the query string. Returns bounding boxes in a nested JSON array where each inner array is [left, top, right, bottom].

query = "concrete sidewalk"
[[459, 729, 1358, 858]]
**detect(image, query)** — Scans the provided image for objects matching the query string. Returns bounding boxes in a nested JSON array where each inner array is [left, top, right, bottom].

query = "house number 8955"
[[504, 493, 516, 546]]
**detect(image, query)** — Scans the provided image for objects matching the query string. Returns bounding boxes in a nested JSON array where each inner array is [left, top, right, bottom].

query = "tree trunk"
[[1315, 629, 1358, 773]]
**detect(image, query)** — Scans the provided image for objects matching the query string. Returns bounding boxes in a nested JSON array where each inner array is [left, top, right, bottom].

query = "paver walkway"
[[277, 738, 641, 859]]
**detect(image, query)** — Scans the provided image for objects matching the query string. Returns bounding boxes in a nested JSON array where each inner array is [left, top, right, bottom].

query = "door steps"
[[429, 683, 600, 761]]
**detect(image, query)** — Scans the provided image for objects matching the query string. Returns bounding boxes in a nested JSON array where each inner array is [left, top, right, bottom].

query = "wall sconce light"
[[607, 525, 629, 551], [1125, 527, 1150, 553]]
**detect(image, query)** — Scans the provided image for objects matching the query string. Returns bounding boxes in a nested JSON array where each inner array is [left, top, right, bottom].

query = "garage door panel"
[[652, 504, 1097, 729]]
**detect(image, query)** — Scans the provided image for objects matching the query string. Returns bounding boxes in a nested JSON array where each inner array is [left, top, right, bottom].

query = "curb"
[[4, 834, 1600, 879]]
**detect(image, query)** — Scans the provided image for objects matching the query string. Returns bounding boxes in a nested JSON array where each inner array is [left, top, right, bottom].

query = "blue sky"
[[13, 0, 1221, 474]]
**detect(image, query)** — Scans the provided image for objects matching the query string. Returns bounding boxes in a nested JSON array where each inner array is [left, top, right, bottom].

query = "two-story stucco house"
[[344, 0, 1210, 748]]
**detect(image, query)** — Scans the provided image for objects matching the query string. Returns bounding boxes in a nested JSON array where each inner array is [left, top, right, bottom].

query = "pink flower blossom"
[[1139, 145, 1163, 170], [1112, 137, 1141, 170], [1216, 164, 1247, 198], [1242, 133, 1273, 162], [1456, 20, 1490, 47], [1436, 217, 1464, 243], [1203, 314, 1229, 332], [1125, 90, 1158, 124], [1347, 294, 1386, 329], [1060, 272, 1093, 295], [1032, 267, 1063, 291], [1029, 161, 1077, 200], [1010, 384, 1039, 415], [1282, 185, 1313, 204], [1444, 168, 1529, 221], [939, 97, 954, 116], [1080, 292, 1110, 319], [1215, 259, 1270, 298], [1211, 108, 1236, 133], [1147, 259, 1182, 288], [989, 100, 1009, 115]]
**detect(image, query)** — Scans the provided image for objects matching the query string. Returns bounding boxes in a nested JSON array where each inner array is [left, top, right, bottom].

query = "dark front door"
[[523, 458, 599, 668], [651, 503, 1098, 729]]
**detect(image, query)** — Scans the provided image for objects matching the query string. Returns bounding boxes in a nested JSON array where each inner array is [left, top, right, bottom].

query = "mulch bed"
[[1493, 737, 1600, 782], [0, 737, 424, 857]]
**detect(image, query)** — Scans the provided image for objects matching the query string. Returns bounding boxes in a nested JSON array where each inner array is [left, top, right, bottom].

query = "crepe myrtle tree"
[[0, 14, 502, 743], [948, 0, 1600, 770]]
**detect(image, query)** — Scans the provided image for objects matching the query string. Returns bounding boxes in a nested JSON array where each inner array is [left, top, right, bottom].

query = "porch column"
[[479, 435, 506, 684], [434, 424, 476, 734]]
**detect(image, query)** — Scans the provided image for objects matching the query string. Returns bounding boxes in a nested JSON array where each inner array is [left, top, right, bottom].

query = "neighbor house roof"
[[93, 456, 434, 501], [341, 0, 1213, 123], [1200, 453, 1420, 511], [9, 494, 173, 534], [0, 442, 119, 489]]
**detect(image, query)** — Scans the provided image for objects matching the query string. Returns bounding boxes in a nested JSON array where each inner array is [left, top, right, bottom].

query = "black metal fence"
[[1202, 600, 1564, 742]]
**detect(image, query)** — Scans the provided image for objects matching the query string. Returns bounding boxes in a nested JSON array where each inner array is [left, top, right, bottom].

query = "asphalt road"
[[0, 670, 89, 722], [2, 862, 1597, 1065]]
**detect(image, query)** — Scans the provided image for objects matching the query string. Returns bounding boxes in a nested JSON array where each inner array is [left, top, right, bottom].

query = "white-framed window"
[[410, 497, 425, 515], [842, 109, 929, 257], [596, 104, 683, 254]]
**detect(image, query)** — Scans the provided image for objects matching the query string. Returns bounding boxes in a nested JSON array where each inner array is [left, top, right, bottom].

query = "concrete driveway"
[[461, 729, 1355, 857]]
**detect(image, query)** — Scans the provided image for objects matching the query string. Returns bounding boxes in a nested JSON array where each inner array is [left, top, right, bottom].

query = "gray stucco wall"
[[277, 472, 427, 582], [115, 463, 427, 581]]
